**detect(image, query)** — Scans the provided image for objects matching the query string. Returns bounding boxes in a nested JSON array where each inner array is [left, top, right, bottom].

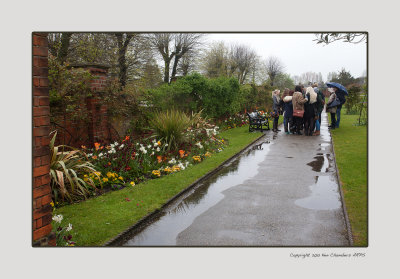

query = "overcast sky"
[[205, 33, 367, 81]]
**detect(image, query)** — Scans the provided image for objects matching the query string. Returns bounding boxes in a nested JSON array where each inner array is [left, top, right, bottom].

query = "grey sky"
[[205, 33, 367, 81]]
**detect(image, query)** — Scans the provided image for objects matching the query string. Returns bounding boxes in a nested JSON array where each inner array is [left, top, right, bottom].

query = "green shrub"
[[149, 73, 206, 113], [148, 73, 243, 119], [201, 76, 240, 118], [345, 84, 361, 115], [50, 131, 100, 203], [149, 110, 192, 150]]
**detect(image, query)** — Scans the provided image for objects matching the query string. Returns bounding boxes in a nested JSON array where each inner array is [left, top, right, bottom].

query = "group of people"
[[271, 83, 345, 135]]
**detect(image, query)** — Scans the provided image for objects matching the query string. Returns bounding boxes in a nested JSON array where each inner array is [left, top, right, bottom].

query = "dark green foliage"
[[345, 84, 361, 115], [201, 76, 240, 118], [148, 73, 244, 119], [331, 68, 356, 87]]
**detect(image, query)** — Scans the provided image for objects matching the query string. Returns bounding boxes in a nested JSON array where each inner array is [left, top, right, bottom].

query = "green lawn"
[[331, 113, 367, 246], [53, 124, 265, 246]]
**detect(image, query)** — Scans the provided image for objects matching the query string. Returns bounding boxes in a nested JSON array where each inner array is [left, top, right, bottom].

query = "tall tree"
[[48, 32, 73, 63], [147, 33, 203, 83], [114, 33, 135, 88], [264, 56, 284, 86], [229, 44, 258, 84], [170, 33, 203, 80], [331, 68, 356, 86], [201, 41, 230, 78]]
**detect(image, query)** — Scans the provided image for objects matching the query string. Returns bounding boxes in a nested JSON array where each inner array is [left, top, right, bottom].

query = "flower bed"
[[53, 121, 226, 207]]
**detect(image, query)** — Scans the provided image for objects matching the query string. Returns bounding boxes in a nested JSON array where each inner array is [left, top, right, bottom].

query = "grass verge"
[[53, 124, 264, 246], [330, 113, 367, 246]]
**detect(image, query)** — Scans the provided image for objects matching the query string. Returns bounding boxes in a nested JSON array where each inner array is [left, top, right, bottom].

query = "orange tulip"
[[157, 155, 162, 163], [179, 150, 185, 158], [94, 142, 100, 150]]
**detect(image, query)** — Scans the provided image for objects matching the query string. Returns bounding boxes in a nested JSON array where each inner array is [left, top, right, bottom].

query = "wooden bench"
[[246, 112, 270, 132]]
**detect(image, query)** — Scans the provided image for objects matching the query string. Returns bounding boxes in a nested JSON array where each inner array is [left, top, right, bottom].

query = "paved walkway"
[[124, 111, 350, 246]]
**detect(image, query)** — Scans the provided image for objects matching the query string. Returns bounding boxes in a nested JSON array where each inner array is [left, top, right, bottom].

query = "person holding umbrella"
[[326, 82, 349, 128], [326, 87, 339, 129]]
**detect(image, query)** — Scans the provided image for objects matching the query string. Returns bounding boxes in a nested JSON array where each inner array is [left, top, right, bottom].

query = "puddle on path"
[[123, 139, 273, 246], [307, 154, 330, 173], [296, 111, 340, 211], [294, 175, 341, 210]]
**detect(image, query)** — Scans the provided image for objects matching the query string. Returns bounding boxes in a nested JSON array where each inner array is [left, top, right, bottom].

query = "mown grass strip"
[[53, 125, 265, 246], [331, 113, 367, 246]]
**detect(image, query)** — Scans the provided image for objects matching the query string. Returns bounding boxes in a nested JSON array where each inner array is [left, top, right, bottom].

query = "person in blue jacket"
[[335, 90, 346, 128]]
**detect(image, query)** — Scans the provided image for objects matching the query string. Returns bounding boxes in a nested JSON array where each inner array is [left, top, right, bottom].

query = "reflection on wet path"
[[295, 111, 342, 211], [123, 139, 273, 246], [295, 175, 341, 210]]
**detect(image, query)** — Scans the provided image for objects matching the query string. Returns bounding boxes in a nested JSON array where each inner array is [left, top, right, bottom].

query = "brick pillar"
[[32, 32, 55, 246], [84, 65, 111, 145]]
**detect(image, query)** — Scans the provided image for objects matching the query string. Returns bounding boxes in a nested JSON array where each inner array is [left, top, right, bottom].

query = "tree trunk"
[[171, 52, 184, 81], [57, 32, 73, 64], [164, 60, 170, 83], [115, 33, 133, 88]]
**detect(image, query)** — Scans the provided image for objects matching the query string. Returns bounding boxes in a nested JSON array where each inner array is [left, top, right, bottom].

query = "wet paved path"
[[123, 112, 349, 246]]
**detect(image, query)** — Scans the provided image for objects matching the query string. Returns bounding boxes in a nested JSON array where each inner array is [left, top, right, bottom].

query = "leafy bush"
[[149, 110, 192, 150], [48, 55, 93, 121], [50, 131, 100, 203], [148, 73, 243, 119], [345, 84, 361, 115], [149, 73, 205, 113], [201, 76, 241, 118]]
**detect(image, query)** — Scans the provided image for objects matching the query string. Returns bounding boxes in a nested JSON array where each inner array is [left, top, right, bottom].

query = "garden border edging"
[[103, 131, 267, 246], [330, 131, 354, 246]]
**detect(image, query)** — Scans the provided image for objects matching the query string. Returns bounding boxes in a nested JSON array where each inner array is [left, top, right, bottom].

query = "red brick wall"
[[52, 66, 116, 148], [33, 32, 55, 246]]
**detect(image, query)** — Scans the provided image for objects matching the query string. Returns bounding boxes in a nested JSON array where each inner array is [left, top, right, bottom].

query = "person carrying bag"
[[326, 88, 338, 129]]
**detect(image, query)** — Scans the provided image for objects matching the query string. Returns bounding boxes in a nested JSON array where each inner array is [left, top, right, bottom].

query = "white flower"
[[152, 139, 157, 144], [168, 158, 176, 164], [87, 153, 92, 157], [139, 146, 147, 154], [195, 142, 203, 149], [136, 143, 139, 146], [119, 144, 124, 149], [99, 153, 104, 157], [147, 145, 152, 149], [156, 147, 160, 152], [114, 142, 119, 146], [110, 144, 115, 148], [178, 162, 185, 170], [52, 214, 63, 223], [153, 142, 158, 147], [151, 152, 154, 156], [165, 143, 168, 147], [66, 223, 73, 232]]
